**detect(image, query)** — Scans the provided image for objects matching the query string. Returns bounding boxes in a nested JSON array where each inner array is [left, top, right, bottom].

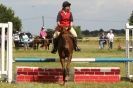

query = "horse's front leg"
[[60, 58, 66, 85], [65, 55, 72, 81]]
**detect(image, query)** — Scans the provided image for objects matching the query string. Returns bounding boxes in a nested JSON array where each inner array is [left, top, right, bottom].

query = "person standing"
[[99, 32, 106, 49], [107, 30, 114, 49], [22, 32, 29, 50], [51, 1, 80, 54]]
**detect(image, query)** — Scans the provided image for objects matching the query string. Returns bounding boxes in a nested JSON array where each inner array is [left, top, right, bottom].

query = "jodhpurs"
[[53, 27, 77, 38]]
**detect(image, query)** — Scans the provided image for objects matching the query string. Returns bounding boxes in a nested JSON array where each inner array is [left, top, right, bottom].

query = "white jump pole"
[[125, 26, 130, 77], [1, 24, 6, 75], [0, 22, 13, 83], [7, 22, 13, 83], [125, 23, 133, 78]]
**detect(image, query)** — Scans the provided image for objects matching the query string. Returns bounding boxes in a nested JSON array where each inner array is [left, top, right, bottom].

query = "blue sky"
[[1, 0, 133, 34]]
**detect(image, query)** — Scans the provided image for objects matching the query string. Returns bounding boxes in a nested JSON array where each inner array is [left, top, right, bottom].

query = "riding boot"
[[51, 38, 58, 54], [73, 37, 81, 51]]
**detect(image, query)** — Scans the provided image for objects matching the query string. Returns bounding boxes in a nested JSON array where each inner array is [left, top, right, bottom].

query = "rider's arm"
[[57, 12, 61, 26], [57, 21, 61, 26], [70, 12, 73, 27]]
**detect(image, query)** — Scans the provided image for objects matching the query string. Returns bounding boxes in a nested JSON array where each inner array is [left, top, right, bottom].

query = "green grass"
[[1, 38, 133, 88]]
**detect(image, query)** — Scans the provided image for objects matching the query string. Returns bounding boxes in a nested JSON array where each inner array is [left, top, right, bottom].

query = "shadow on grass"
[[121, 77, 133, 82]]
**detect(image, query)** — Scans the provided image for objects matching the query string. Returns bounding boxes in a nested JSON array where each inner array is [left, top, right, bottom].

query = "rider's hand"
[[57, 21, 61, 26], [70, 22, 73, 27]]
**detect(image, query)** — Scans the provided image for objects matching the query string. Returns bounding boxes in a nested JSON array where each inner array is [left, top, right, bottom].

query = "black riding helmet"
[[62, 1, 71, 8]]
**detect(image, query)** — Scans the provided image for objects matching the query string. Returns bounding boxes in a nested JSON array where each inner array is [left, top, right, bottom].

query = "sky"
[[1, 0, 133, 35]]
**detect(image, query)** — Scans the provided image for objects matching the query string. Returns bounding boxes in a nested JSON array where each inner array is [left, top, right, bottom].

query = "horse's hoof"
[[65, 76, 70, 81], [59, 81, 65, 86]]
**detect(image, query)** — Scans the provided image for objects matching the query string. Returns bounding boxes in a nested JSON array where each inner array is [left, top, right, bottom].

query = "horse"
[[33, 36, 50, 50], [56, 26, 74, 85]]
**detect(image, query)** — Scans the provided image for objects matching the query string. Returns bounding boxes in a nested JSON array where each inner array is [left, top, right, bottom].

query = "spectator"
[[22, 32, 29, 50], [107, 30, 114, 49], [99, 32, 107, 49]]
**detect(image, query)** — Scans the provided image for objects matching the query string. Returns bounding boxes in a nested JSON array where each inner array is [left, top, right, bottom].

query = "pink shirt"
[[40, 30, 47, 38]]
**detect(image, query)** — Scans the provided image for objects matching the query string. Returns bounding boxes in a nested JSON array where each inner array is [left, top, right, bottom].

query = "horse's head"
[[55, 26, 70, 34]]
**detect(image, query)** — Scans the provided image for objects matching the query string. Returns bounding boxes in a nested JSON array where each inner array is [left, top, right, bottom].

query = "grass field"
[[1, 37, 133, 88]]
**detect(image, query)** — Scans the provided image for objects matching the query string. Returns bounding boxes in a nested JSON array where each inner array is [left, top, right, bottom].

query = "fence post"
[[7, 22, 13, 83], [0, 22, 13, 83]]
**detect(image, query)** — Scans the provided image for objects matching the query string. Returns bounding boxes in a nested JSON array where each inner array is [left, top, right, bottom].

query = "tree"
[[46, 28, 54, 38], [81, 30, 90, 37], [99, 28, 104, 32], [0, 4, 22, 31], [47, 28, 53, 32], [129, 11, 133, 25]]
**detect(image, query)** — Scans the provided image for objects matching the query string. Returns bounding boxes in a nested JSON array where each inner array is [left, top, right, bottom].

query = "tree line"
[[81, 28, 126, 37], [47, 27, 129, 39]]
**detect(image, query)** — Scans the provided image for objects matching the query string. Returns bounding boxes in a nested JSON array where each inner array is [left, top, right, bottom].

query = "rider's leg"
[[70, 27, 81, 51], [51, 31, 60, 54]]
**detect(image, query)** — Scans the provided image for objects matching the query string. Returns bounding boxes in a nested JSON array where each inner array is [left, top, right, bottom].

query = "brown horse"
[[33, 36, 50, 50], [57, 26, 74, 85]]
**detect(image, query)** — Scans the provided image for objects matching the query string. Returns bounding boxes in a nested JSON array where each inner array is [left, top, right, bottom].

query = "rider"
[[39, 26, 47, 47], [40, 26, 47, 39], [51, 1, 81, 54]]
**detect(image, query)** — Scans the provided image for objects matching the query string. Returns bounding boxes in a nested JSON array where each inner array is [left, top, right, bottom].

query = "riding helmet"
[[62, 1, 71, 8]]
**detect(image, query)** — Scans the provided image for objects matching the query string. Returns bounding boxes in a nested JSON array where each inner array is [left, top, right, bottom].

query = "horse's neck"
[[60, 33, 72, 45], [58, 32, 73, 55], [60, 33, 70, 39]]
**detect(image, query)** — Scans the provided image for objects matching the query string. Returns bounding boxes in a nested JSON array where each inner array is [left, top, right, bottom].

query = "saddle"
[[56, 26, 71, 33]]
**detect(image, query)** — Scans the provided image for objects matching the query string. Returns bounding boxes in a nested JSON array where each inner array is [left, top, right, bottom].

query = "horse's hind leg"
[[60, 58, 66, 85], [37, 43, 39, 49]]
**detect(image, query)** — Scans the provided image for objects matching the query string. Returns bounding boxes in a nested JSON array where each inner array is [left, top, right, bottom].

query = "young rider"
[[51, 1, 80, 54]]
